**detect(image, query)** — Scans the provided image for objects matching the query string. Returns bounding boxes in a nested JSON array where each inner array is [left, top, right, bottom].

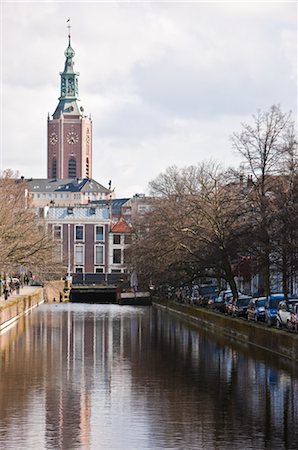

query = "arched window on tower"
[[68, 159, 77, 178], [86, 157, 89, 178], [52, 158, 57, 179]]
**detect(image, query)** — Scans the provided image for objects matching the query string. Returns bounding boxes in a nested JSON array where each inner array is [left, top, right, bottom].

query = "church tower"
[[47, 27, 92, 179]]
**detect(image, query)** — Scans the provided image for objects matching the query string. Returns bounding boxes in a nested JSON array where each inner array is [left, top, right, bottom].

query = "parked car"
[[218, 290, 234, 303], [225, 298, 234, 315], [276, 301, 294, 330], [207, 296, 227, 313], [199, 284, 219, 305], [247, 297, 266, 322], [289, 304, 298, 331], [264, 294, 297, 326], [30, 279, 44, 287], [215, 290, 235, 314], [231, 295, 252, 318]]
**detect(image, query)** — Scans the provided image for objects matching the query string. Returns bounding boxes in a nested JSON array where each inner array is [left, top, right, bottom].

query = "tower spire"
[[52, 19, 84, 119], [47, 22, 93, 179], [66, 18, 72, 50]]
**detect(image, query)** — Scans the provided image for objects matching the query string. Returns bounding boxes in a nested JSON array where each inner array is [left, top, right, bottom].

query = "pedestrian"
[[9, 280, 15, 294], [130, 270, 138, 295], [4, 284, 9, 300], [15, 280, 20, 295]]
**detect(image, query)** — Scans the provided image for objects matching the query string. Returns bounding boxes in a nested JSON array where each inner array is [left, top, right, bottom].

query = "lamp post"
[[68, 223, 70, 276]]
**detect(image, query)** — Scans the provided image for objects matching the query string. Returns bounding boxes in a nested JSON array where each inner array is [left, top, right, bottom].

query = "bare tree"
[[130, 163, 247, 299], [0, 171, 61, 279], [269, 127, 298, 296], [231, 105, 295, 295]]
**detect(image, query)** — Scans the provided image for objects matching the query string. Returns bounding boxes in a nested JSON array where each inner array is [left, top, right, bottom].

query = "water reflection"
[[0, 304, 297, 450]]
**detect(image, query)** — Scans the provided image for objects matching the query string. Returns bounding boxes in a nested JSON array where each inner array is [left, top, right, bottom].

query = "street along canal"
[[0, 303, 297, 450]]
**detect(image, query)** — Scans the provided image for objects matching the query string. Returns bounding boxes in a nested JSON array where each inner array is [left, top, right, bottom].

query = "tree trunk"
[[224, 261, 238, 302], [282, 248, 289, 300]]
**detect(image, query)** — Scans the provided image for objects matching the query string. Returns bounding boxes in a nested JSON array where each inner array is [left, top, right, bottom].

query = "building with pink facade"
[[46, 205, 132, 276]]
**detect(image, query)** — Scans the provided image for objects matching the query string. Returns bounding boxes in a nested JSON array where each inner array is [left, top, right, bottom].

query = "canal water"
[[0, 303, 297, 450]]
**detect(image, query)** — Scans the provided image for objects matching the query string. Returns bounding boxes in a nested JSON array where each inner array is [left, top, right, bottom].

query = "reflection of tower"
[[47, 23, 92, 179], [44, 308, 94, 449], [80, 389, 92, 447]]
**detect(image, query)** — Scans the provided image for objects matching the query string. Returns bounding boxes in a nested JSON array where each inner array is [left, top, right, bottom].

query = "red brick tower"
[[47, 27, 92, 179]]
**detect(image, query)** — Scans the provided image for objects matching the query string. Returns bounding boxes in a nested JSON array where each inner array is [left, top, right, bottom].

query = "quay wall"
[[0, 288, 44, 332], [43, 280, 65, 302], [153, 300, 298, 362]]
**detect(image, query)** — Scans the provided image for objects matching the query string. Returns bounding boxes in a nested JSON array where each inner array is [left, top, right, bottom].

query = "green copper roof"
[[64, 36, 75, 60], [52, 35, 85, 119]]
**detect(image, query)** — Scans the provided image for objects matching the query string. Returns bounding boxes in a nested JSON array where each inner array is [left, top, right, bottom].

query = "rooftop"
[[111, 217, 132, 233], [45, 205, 110, 221], [25, 178, 110, 194]]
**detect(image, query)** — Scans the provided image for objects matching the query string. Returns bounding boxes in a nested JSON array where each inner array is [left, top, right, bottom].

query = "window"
[[113, 234, 121, 245], [68, 158, 77, 178], [75, 267, 83, 273], [95, 267, 104, 273], [52, 159, 57, 178], [95, 245, 104, 265], [74, 245, 84, 265], [37, 193, 40, 198], [31, 193, 34, 199], [53, 225, 62, 241], [113, 248, 121, 264], [95, 225, 104, 241], [75, 225, 84, 241], [111, 269, 121, 273]]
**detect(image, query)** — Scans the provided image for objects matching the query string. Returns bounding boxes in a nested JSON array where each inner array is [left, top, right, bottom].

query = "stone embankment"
[[0, 286, 44, 332], [43, 280, 65, 302], [153, 300, 298, 362]]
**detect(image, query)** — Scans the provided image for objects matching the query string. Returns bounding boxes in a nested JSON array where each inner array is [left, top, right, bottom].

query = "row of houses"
[[25, 178, 152, 276]]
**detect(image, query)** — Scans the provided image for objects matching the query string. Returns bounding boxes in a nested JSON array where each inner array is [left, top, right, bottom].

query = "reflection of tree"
[[123, 308, 298, 449]]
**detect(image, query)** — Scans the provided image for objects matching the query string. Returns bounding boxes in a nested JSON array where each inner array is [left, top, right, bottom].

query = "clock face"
[[67, 131, 79, 145], [49, 132, 58, 145]]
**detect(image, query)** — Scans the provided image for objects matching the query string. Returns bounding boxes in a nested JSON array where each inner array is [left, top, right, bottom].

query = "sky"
[[1, 1, 297, 197]]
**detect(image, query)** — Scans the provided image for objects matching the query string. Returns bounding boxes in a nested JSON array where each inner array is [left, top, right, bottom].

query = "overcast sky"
[[1, 1, 297, 197]]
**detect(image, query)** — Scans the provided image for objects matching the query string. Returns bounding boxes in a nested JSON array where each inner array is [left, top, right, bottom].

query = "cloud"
[[1, 1, 296, 197]]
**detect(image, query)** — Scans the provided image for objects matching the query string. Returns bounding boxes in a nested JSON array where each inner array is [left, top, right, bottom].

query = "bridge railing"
[[71, 273, 126, 286]]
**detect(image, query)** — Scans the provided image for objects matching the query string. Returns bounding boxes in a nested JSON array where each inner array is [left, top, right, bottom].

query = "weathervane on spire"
[[67, 18, 71, 41]]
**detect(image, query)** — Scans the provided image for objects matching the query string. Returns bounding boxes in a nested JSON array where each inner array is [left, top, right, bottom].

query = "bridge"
[[68, 273, 151, 305]]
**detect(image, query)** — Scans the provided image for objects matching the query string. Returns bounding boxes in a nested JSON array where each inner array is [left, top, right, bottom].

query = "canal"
[[0, 303, 297, 450]]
